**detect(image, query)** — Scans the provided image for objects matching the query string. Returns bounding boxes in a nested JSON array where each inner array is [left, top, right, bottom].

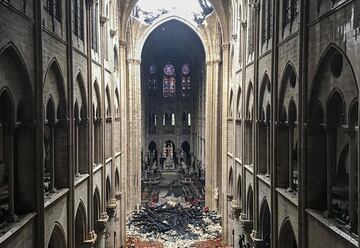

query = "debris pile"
[[127, 202, 222, 247], [125, 236, 164, 248]]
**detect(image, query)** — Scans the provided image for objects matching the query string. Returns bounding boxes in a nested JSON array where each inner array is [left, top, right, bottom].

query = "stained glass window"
[[148, 64, 157, 96], [181, 64, 191, 97], [163, 63, 176, 97]]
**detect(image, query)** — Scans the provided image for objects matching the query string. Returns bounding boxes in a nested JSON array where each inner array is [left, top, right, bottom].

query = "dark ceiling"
[[141, 20, 205, 73]]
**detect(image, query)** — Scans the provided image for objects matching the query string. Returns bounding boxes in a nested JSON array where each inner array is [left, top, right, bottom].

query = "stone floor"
[[125, 237, 230, 248]]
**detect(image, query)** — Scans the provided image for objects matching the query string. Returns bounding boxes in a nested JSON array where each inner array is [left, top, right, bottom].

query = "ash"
[[127, 200, 222, 248]]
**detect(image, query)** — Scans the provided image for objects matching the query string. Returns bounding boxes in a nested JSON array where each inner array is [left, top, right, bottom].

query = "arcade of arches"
[[0, 0, 360, 248]]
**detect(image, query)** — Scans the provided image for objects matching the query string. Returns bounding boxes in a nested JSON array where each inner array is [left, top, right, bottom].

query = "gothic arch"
[[259, 198, 271, 247], [0, 43, 33, 117], [310, 44, 358, 121], [105, 85, 112, 117], [121, 0, 229, 47], [246, 185, 254, 220], [236, 85, 242, 119], [93, 187, 101, 221], [228, 166, 234, 196], [236, 174, 242, 204], [44, 58, 67, 118], [48, 222, 67, 248], [278, 218, 297, 248], [279, 61, 297, 119], [259, 72, 271, 117], [246, 82, 254, 120], [229, 89, 234, 117], [75, 201, 87, 248], [75, 71, 88, 116], [93, 80, 102, 117]]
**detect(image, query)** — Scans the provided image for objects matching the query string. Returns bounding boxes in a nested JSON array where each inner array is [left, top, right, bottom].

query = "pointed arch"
[[115, 168, 120, 193], [310, 43, 358, 123], [105, 85, 112, 117], [115, 87, 120, 117], [47, 222, 67, 248], [93, 187, 101, 221], [279, 61, 297, 115], [0, 43, 33, 116], [259, 198, 271, 247], [106, 176, 111, 204], [326, 88, 346, 125], [44, 58, 67, 118], [75, 201, 87, 248], [75, 71, 88, 117], [246, 185, 254, 220], [228, 166, 234, 195], [236, 85, 242, 118], [93, 80, 102, 117], [229, 89, 234, 117], [279, 218, 297, 248], [246, 82, 254, 120]]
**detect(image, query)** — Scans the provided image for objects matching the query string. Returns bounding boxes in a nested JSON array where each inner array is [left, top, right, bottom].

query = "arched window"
[[148, 64, 157, 96], [163, 63, 176, 97], [188, 113, 191, 126], [44, 0, 62, 22], [91, 3, 99, 52], [282, 0, 299, 30], [262, 0, 272, 45], [181, 64, 191, 97], [72, 0, 84, 39], [171, 113, 175, 126]]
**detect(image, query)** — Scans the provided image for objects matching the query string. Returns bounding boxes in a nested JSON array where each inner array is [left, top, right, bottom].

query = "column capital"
[[239, 213, 253, 234], [110, 29, 117, 37], [115, 192, 122, 200], [106, 199, 118, 218], [87, 0, 97, 7], [251, 230, 266, 248], [221, 43, 231, 51], [127, 58, 141, 64], [94, 213, 109, 234], [253, 2, 260, 14], [119, 40, 127, 48], [345, 127, 357, 138], [240, 20, 247, 29], [83, 231, 97, 247], [206, 59, 222, 65], [100, 15, 109, 26]]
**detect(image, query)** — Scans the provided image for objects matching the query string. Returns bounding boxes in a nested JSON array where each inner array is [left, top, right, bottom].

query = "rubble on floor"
[[127, 201, 222, 248], [190, 238, 230, 248], [125, 236, 164, 248]]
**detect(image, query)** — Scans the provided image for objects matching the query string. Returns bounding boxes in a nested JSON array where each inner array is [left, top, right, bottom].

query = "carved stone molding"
[[240, 213, 253, 234], [110, 29, 117, 37], [106, 199, 117, 218], [115, 192, 122, 200], [231, 203, 242, 219], [95, 213, 109, 234], [100, 15, 109, 26], [83, 231, 97, 248]]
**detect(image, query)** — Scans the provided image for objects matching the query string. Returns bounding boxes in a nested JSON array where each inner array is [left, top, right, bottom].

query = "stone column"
[[105, 199, 117, 248], [126, 58, 142, 211], [266, 124, 270, 176], [6, 125, 15, 220], [326, 127, 335, 216], [50, 125, 55, 190], [204, 60, 215, 209], [239, 213, 253, 246], [83, 231, 97, 248], [346, 129, 357, 232], [118, 39, 128, 247], [95, 213, 109, 248], [288, 124, 294, 190]]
